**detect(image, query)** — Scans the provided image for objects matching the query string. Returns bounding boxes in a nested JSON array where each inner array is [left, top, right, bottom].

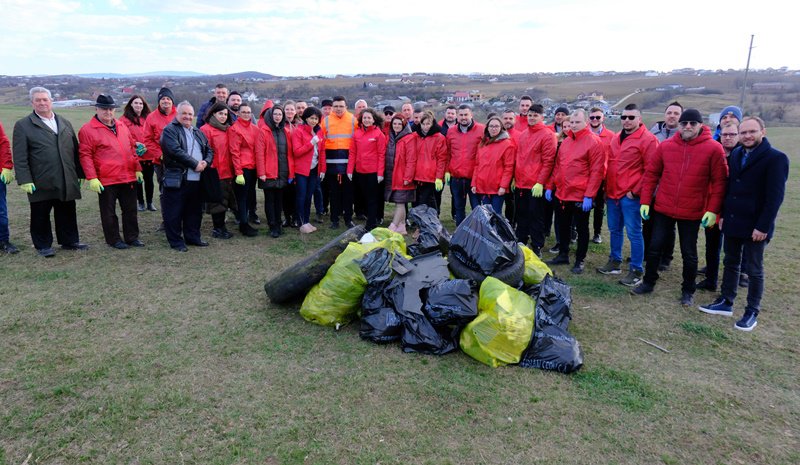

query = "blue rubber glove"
[[288, 178, 294, 184], [545, 189, 553, 202], [582, 196, 592, 212], [135, 142, 147, 157]]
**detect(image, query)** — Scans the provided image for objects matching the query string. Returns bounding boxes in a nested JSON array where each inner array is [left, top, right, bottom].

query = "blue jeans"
[[295, 167, 319, 224], [606, 196, 644, 272], [0, 181, 9, 242], [450, 177, 478, 226], [478, 193, 504, 215]]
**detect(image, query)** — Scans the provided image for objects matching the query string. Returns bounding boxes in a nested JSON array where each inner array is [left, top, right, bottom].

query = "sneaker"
[[146, 203, 158, 211], [315, 214, 324, 224], [698, 297, 733, 316], [109, 241, 129, 250], [630, 282, 654, 295], [37, 247, 56, 258], [270, 229, 280, 238], [696, 278, 717, 292], [619, 269, 643, 287], [592, 233, 602, 244], [734, 311, 758, 331], [137, 202, 145, 212], [251, 216, 262, 225], [739, 273, 749, 288], [299, 223, 314, 234], [0, 241, 19, 254], [548, 244, 561, 254], [547, 254, 570, 265], [127, 239, 145, 247], [680, 292, 694, 307], [570, 261, 585, 274], [597, 259, 622, 275]]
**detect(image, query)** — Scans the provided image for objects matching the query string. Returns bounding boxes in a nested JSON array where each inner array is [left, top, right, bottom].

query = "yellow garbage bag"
[[460, 277, 536, 367], [521, 244, 552, 285]]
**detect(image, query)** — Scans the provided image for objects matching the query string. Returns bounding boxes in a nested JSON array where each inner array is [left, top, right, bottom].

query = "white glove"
[[319, 172, 325, 182], [347, 173, 353, 181], [377, 176, 384, 183], [310, 135, 319, 144]]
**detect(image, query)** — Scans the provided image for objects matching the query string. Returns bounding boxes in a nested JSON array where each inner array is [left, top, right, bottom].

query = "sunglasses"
[[620, 115, 637, 121], [679, 121, 700, 127], [588, 116, 603, 120], [384, 112, 394, 116]]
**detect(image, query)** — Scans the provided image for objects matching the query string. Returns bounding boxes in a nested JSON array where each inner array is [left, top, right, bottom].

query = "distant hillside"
[[76, 71, 207, 79], [214, 71, 277, 80]]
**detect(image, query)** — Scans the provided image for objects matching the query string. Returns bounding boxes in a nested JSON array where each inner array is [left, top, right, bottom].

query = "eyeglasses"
[[679, 121, 700, 127], [620, 115, 637, 121], [589, 116, 603, 120], [487, 124, 502, 129], [721, 133, 738, 138]]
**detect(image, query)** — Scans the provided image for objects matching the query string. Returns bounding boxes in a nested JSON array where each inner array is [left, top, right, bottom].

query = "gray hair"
[[29, 86, 52, 101], [355, 99, 367, 107], [570, 108, 587, 120], [176, 100, 194, 112]]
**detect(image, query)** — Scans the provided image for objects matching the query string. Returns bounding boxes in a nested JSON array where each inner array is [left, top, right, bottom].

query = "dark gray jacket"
[[160, 119, 214, 179]]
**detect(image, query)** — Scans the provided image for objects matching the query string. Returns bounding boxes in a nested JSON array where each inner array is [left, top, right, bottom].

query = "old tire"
[[448, 244, 525, 287]]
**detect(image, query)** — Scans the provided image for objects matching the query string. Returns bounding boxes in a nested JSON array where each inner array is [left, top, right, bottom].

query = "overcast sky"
[[1, 0, 791, 76]]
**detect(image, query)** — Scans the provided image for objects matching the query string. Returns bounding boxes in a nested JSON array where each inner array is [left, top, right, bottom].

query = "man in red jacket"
[[445, 104, 484, 225], [632, 109, 728, 306], [514, 96, 533, 131], [78, 95, 144, 249], [143, 87, 176, 198], [546, 109, 606, 274], [588, 107, 615, 244]]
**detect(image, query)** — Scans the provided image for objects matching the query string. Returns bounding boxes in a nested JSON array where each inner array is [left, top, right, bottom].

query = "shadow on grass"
[[678, 321, 730, 343], [572, 364, 665, 412]]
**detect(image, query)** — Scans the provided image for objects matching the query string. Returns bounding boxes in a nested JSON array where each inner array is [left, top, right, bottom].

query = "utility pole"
[[739, 34, 755, 111]]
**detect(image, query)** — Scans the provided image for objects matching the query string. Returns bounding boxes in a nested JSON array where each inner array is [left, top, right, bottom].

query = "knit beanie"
[[555, 106, 569, 116], [719, 105, 743, 122], [679, 108, 703, 123], [157, 87, 175, 103]]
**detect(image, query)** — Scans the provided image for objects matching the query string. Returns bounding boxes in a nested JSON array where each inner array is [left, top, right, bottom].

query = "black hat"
[[157, 87, 175, 103], [383, 105, 396, 114], [679, 108, 703, 124], [555, 106, 569, 115], [94, 94, 118, 109], [321, 99, 333, 108]]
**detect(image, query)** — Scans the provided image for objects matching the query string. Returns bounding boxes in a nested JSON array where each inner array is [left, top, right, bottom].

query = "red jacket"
[[0, 121, 11, 170], [445, 121, 484, 178], [606, 124, 658, 199], [592, 125, 616, 169], [255, 124, 295, 180], [291, 124, 326, 177], [471, 134, 515, 195], [412, 132, 447, 183], [514, 122, 558, 189], [78, 117, 139, 185], [120, 115, 146, 145], [229, 118, 259, 174], [348, 125, 387, 176], [550, 127, 606, 202], [640, 126, 728, 220], [143, 108, 176, 164], [391, 135, 416, 192], [200, 124, 234, 180], [514, 114, 528, 132]]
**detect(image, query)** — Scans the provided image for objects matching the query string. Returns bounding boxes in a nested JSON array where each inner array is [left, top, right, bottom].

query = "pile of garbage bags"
[[282, 205, 583, 373]]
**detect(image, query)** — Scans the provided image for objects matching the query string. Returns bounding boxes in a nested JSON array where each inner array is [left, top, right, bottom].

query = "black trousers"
[[246, 168, 258, 219], [283, 182, 296, 223], [233, 168, 257, 225], [353, 172, 379, 229], [721, 236, 767, 313], [593, 181, 605, 236], [376, 180, 386, 222], [504, 191, 515, 226], [328, 173, 353, 224], [161, 180, 203, 248], [29, 199, 80, 249], [643, 214, 675, 265], [136, 160, 156, 205], [414, 182, 438, 211], [515, 190, 546, 250], [98, 182, 139, 245], [557, 200, 590, 263], [703, 224, 722, 284], [643, 211, 700, 293], [263, 187, 284, 231]]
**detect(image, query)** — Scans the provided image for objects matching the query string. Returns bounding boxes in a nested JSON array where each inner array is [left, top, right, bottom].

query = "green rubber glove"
[[640, 205, 650, 220], [20, 183, 36, 194], [88, 178, 104, 193], [510, 179, 516, 192], [701, 211, 717, 228], [532, 183, 544, 197], [444, 172, 451, 185], [235, 174, 245, 185], [0, 168, 14, 184], [135, 171, 144, 183], [434, 178, 443, 192]]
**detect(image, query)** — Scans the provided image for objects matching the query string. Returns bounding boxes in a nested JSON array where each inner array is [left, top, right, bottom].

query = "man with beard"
[[227, 91, 243, 122], [321, 96, 357, 229], [548, 106, 569, 133], [439, 105, 457, 135], [445, 104, 483, 225], [144, 87, 177, 203], [196, 83, 228, 129], [514, 95, 533, 132], [587, 107, 615, 244]]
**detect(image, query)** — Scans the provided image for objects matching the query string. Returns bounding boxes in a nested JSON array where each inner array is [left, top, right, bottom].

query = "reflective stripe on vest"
[[324, 115, 355, 139]]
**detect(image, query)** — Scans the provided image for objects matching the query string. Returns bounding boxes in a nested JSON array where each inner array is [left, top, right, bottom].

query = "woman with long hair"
[[385, 114, 415, 234], [199, 102, 236, 239], [120, 95, 153, 211], [255, 105, 294, 237], [347, 108, 386, 230], [471, 116, 515, 214], [228, 102, 260, 237], [411, 111, 446, 212], [546, 115, 572, 253], [281, 100, 300, 228], [291, 107, 325, 234]]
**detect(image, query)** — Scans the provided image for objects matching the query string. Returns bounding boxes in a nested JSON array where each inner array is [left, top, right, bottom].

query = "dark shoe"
[[37, 247, 56, 258], [270, 229, 280, 238], [147, 203, 158, 211], [187, 240, 209, 247], [156, 222, 165, 232], [531, 246, 542, 258], [172, 245, 188, 252], [619, 269, 643, 287], [251, 215, 261, 225], [631, 282, 654, 295], [697, 266, 707, 275], [330, 221, 340, 229], [356, 214, 367, 221], [548, 244, 561, 254], [127, 239, 145, 247], [698, 297, 733, 316], [137, 202, 145, 212], [570, 261, 585, 274], [345, 220, 356, 228], [738, 273, 749, 288], [212, 228, 234, 239], [696, 278, 717, 292], [592, 233, 602, 244], [61, 242, 89, 250], [315, 214, 324, 224], [734, 311, 758, 331], [110, 241, 129, 250], [547, 254, 570, 265], [597, 259, 622, 275], [281, 218, 289, 227], [291, 219, 302, 228], [680, 292, 694, 307], [239, 224, 258, 237], [0, 241, 19, 254], [658, 260, 671, 272]]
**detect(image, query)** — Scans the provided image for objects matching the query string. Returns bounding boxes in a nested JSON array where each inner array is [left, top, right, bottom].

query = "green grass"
[[0, 107, 799, 464]]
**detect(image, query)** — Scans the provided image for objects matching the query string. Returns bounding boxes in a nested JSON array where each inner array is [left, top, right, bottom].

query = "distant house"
[[52, 99, 93, 108], [122, 86, 136, 94], [384, 79, 402, 83], [449, 91, 470, 103]]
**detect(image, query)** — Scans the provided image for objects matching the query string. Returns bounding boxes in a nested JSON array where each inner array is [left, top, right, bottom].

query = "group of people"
[[0, 86, 789, 331]]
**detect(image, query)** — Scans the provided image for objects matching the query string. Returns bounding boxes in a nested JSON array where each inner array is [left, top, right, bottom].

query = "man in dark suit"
[[12, 86, 87, 257], [698, 117, 790, 331]]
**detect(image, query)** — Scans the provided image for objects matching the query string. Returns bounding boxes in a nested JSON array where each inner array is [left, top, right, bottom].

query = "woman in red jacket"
[[386, 114, 415, 234], [347, 108, 386, 230], [256, 105, 294, 238], [229, 103, 260, 236], [291, 106, 326, 234], [282, 100, 299, 228], [200, 101, 235, 239], [471, 116, 515, 214], [120, 95, 153, 211], [412, 111, 446, 212]]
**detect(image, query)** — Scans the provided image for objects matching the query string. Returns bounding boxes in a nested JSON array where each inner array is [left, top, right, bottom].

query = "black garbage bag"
[[407, 205, 451, 257], [449, 205, 519, 275], [358, 249, 402, 343], [535, 275, 573, 330], [424, 279, 478, 327], [398, 312, 460, 355]]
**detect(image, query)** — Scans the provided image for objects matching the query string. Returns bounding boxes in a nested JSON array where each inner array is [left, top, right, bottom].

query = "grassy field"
[[0, 107, 798, 464]]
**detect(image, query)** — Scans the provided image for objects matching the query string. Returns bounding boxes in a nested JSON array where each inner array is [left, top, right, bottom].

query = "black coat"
[[721, 137, 789, 240], [160, 119, 214, 176]]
